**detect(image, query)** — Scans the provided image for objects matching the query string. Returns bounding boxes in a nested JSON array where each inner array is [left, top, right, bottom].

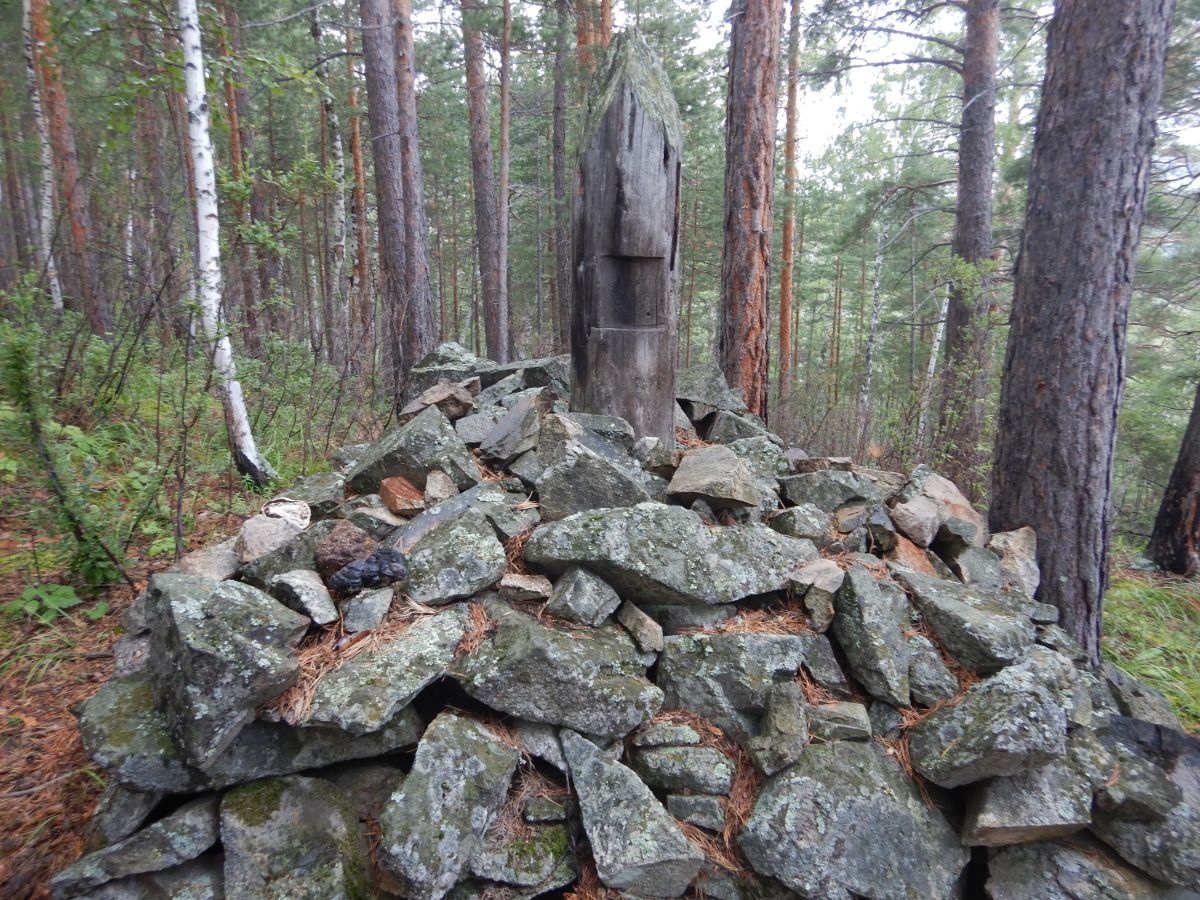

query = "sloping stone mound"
[[57, 346, 1200, 899]]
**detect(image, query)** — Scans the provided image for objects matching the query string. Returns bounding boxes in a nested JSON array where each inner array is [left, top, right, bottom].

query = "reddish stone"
[[380, 476, 426, 518], [315, 520, 377, 581]]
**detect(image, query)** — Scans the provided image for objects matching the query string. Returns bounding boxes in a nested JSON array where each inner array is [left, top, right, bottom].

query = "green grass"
[[1104, 572, 1200, 732]]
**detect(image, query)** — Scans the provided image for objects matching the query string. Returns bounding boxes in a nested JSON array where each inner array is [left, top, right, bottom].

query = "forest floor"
[[0, 513, 1196, 898]]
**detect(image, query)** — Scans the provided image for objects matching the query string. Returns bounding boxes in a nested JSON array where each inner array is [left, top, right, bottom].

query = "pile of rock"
[[54, 344, 1198, 899]]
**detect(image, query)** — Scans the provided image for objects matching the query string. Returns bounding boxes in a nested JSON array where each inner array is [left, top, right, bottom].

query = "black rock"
[[328, 548, 408, 593]]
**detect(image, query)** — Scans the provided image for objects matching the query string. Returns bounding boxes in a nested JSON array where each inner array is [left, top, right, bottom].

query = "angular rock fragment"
[[316, 519, 376, 581], [634, 745, 735, 794], [747, 681, 809, 775], [380, 712, 520, 898], [424, 469, 460, 504], [739, 741, 968, 899], [83, 784, 163, 850], [727, 435, 789, 479], [380, 475, 426, 517], [497, 572, 553, 601], [281, 471, 346, 520], [176, 536, 239, 581], [706, 409, 778, 444], [235, 499, 311, 564], [543, 566, 621, 625], [468, 823, 575, 893], [806, 701, 872, 743], [345, 405, 480, 494], [405, 342, 490, 399], [222, 776, 368, 899], [633, 720, 703, 748], [238, 520, 339, 590], [340, 586, 393, 632], [399, 378, 475, 423], [667, 795, 726, 832], [480, 393, 542, 466], [617, 600, 664, 653], [270, 568, 338, 626], [308, 606, 469, 734], [402, 508, 507, 605], [455, 410, 503, 447], [788, 558, 843, 632], [150, 579, 308, 768], [892, 464, 988, 548], [768, 503, 833, 547], [940, 543, 1005, 589], [676, 361, 749, 416], [453, 599, 661, 738], [667, 445, 760, 508], [831, 566, 910, 706], [907, 634, 960, 706], [657, 633, 805, 739], [779, 470, 879, 513], [962, 754, 1094, 846], [638, 603, 736, 635], [1103, 662, 1185, 730], [525, 503, 816, 605], [50, 796, 219, 898], [536, 450, 650, 521], [561, 730, 704, 897]]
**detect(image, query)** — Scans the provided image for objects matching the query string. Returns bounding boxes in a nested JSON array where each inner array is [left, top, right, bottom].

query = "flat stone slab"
[[401, 507, 507, 605], [633, 745, 735, 794], [666, 445, 760, 509], [962, 755, 1093, 846], [380, 712, 520, 898], [561, 730, 704, 897]]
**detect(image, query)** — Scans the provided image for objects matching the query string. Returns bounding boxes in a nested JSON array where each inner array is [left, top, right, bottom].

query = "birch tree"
[[21, 0, 63, 313], [177, 0, 276, 486]]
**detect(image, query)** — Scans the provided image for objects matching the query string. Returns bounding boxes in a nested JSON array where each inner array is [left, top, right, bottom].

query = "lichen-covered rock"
[[986, 834, 1192, 900], [50, 796, 219, 898], [706, 409, 778, 445], [892, 464, 988, 548], [281, 472, 346, 520], [467, 823, 575, 893], [235, 500, 311, 564], [453, 599, 662, 738], [634, 746, 735, 794], [80, 672, 422, 794], [907, 634, 960, 706], [908, 649, 1070, 788], [617, 600, 664, 653], [962, 754, 1094, 846], [221, 776, 368, 899], [561, 730, 704, 897], [676, 361, 749, 416], [940, 543, 1005, 589], [388, 480, 514, 553], [778, 470, 880, 513], [797, 632, 853, 699], [176, 536, 240, 582], [480, 393, 542, 466], [894, 568, 1033, 674], [405, 342, 490, 400], [498, 572, 553, 602], [639, 603, 737, 635], [1102, 662, 1185, 731], [769, 503, 833, 548], [525, 502, 816, 605], [535, 450, 650, 521], [747, 682, 809, 775], [656, 633, 805, 739], [543, 566, 621, 625], [666, 445, 761, 509], [633, 720, 703, 748], [668, 794, 726, 832], [82, 784, 163, 851], [149, 579, 309, 768], [831, 566, 910, 707], [345, 405, 481, 494], [379, 712, 520, 899], [402, 508, 507, 604], [238, 520, 339, 590], [727, 436, 789, 479], [307, 606, 469, 734], [738, 741, 968, 899], [399, 378, 475, 423], [788, 558, 843, 632], [806, 701, 872, 743], [339, 586, 393, 633], [269, 569, 338, 626]]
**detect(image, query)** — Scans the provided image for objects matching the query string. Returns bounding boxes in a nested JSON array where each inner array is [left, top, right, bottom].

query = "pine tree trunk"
[[717, 0, 782, 419], [937, 0, 999, 497], [346, 3, 372, 362], [1148, 383, 1200, 575], [989, 0, 1174, 665], [1, 106, 31, 278], [498, 0, 512, 356], [21, 0, 63, 313], [461, 0, 508, 362], [177, 0, 275, 486], [777, 0, 800, 410], [551, 0, 572, 352]]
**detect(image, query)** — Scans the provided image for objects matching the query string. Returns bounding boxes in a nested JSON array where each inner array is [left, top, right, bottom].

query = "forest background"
[[0, 0, 1197, 890]]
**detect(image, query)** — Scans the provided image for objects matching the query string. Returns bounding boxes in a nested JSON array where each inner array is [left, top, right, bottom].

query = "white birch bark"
[[178, 0, 276, 485], [22, 0, 63, 313], [856, 222, 888, 456], [915, 288, 952, 454]]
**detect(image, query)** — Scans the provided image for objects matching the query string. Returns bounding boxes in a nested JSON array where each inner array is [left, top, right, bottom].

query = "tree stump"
[[572, 30, 682, 449]]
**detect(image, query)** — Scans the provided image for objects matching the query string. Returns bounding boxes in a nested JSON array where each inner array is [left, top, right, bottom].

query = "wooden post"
[[571, 30, 682, 449]]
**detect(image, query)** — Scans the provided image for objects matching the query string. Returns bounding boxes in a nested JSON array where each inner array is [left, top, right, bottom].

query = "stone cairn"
[[53, 342, 1199, 899]]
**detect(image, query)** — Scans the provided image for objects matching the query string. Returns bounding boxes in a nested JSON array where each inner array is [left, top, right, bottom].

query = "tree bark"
[[777, 0, 800, 412], [177, 0, 276, 486], [461, 0, 508, 362], [345, 2, 372, 361], [856, 223, 887, 456], [1148, 383, 1200, 575], [312, 10, 349, 368], [989, 0, 1175, 665], [937, 0, 999, 497], [551, 0, 572, 351], [28, 0, 109, 334], [498, 0, 512, 356], [717, 0, 782, 419], [0, 105, 31, 279]]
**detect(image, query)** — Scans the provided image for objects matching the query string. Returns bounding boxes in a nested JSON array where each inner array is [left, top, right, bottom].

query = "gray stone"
[[986, 833, 1197, 900], [963, 753, 1094, 846], [779, 470, 880, 512], [340, 586, 393, 633], [424, 469, 460, 504], [402, 508, 507, 604], [617, 601, 664, 653], [50, 796, 219, 898], [238, 520, 339, 590], [666, 445, 760, 509], [64, 855, 223, 899], [657, 633, 805, 739], [235, 501, 311, 564], [455, 411, 502, 446], [907, 634, 960, 706], [453, 599, 662, 738], [149, 579, 308, 769], [988, 527, 1041, 597], [894, 568, 1033, 673], [398, 378, 475, 423], [314, 760, 406, 820], [727, 436, 789, 479], [704, 409, 775, 444], [405, 342, 490, 399], [667, 795, 726, 832], [768, 503, 833, 547], [1103, 662, 1185, 730], [221, 776, 368, 899], [83, 785, 163, 850], [738, 740, 968, 899], [561, 730, 704, 897], [508, 450, 546, 489], [479, 393, 542, 466], [80, 672, 423, 794], [280, 472, 346, 520], [345, 405, 481, 494], [831, 566, 910, 707], [478, 493, 541, 542], [565, 412, 636, 453], [525, 502, 817, 605], [797, 632, 853, 698], [514, 721, 567, 771], [889, 494, 941, 548], [524, 794, 570, 823], [868, 701, 904, 739], [535, 450, 651, 521], [543, 566, 621, 625], [498, 572, 553, 602], [307, 606, 470, 735], [638, 604, 737, 634], [632, 721, 703, 747], [893, 464, 989, 548], [388, 481, 514, 553], [908, 649, 1070, 788], [747, 681, 809, 775], [941, 543, 1005, 589], [176, 537, 239, 581], [343, 505, 404, 542], [269, 569, 338, 626], [634, 745, 735, 794], [537, 412, 636, 470], [475, 371, 524, 408], [479, 354, 570, 392], [807, 701, 872, 742], [1097, 741, 1183, 822], [676, 361, 749, 415], [788, 558, 843, 632], [380, 711, 520, 898], [330, 442, 371, 472], [468, 823, 575, 892]]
